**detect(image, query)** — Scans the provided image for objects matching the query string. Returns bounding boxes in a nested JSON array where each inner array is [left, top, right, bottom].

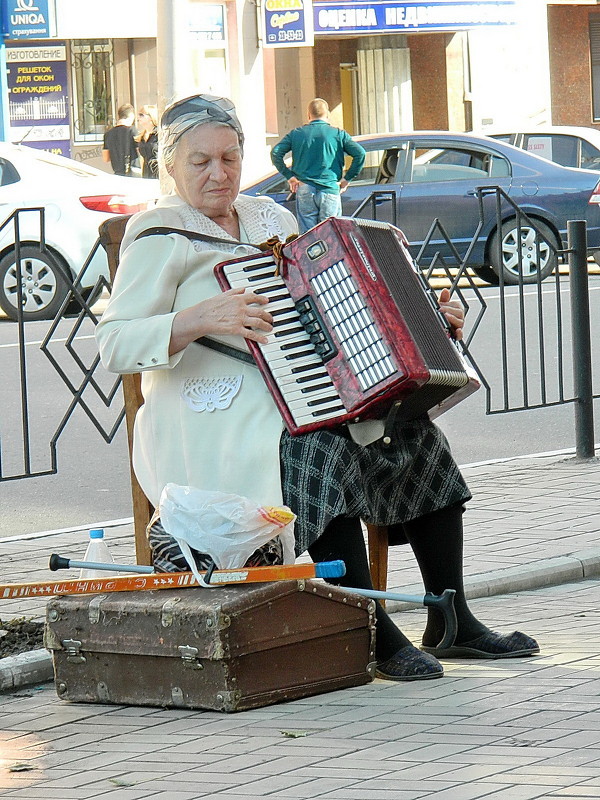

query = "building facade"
[[1, 0, 600, 182]]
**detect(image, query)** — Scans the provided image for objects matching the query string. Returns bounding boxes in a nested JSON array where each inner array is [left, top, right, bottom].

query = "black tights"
[[308, 504, 488, 661]]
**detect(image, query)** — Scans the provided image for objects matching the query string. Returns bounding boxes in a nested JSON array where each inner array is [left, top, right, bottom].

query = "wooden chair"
[[99, 215, 153, 566], [98, 215, 390, 590]]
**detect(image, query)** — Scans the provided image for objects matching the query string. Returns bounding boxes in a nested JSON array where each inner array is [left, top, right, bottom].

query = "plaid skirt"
[[280, 416, 470, 556]]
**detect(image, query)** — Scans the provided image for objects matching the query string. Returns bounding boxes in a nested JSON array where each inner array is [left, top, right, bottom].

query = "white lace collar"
[[161, 194, 290, 254]]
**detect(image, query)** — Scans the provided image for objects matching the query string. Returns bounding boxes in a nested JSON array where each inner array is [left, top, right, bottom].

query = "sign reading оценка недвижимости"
[[313, 0, 516, 35]]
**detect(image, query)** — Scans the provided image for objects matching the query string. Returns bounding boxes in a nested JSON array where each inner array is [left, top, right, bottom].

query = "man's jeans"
[[296, 183, 342, 233]]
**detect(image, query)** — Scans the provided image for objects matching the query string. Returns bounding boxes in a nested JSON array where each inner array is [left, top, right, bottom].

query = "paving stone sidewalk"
[[0, 452, 599, 798], [1, 579, 599, 799]]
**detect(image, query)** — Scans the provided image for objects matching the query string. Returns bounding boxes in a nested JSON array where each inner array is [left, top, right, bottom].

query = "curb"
[[0, 649, 54, 693], [2, 549, 600, 693], [384, 548, 600, 614]]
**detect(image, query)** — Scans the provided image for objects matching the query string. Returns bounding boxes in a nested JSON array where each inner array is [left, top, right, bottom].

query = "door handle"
[[467, 187, 498, 197]]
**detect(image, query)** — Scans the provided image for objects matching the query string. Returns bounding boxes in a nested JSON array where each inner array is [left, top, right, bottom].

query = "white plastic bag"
[[158, 483, 296, 582]]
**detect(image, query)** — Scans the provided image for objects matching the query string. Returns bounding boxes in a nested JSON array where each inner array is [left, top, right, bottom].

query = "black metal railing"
[[1, 191, 598, 483], [351, 184, 599, 415], [0, 209, 123, 481]]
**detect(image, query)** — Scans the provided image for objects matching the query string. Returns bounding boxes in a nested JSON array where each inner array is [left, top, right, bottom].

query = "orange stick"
[[0, 561, 345, 600]]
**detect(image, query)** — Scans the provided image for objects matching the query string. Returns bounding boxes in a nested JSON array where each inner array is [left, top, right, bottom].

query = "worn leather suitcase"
[[45, 580, 376, 712]]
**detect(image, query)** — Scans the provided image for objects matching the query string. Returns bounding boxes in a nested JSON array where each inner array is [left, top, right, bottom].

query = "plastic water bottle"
[[79, 529, 115, 578]]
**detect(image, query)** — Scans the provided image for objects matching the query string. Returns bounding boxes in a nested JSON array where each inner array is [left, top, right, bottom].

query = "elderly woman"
[[96, 94, 538, 682]]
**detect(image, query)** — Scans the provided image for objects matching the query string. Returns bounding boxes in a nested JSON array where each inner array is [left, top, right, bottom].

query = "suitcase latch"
[[178, 645, 203, 670], [61, 639, 86, 664]]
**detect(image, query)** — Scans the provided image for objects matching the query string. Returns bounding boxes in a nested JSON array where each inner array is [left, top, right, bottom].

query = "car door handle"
[[466, 187, 498, 197]]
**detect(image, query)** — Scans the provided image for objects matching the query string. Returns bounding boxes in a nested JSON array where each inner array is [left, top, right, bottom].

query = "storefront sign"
[[263, 0, 315, 48], [313, 0, 515, 35], [2, 0, 56, 40], [6, 42, 70, 156]]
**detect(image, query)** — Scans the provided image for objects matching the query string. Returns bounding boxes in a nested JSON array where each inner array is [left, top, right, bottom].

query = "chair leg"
[[366, 524, 389, 593], [131, 472, 154, 566]]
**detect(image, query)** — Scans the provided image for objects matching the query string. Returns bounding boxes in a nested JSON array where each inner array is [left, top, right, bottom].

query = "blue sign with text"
[[2, 0, 55, 40], [263, 0, 314, 48], [313, 0, 515, 35]]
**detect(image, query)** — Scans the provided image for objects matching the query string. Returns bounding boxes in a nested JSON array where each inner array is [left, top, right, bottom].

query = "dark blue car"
[[244, 131, 600, 284]]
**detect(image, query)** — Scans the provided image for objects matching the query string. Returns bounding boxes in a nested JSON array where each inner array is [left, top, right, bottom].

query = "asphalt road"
[[1, 277, 599, 537]]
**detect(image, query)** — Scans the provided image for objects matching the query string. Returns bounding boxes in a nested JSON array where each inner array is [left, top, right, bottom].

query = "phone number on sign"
[[269, 29, 306, 41]]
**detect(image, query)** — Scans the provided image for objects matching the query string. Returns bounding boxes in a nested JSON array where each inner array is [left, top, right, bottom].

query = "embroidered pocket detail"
[[181, 376, 243, 412]]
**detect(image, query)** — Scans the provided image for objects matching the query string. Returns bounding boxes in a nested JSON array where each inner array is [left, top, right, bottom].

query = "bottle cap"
[[89, 529, 105, 539]]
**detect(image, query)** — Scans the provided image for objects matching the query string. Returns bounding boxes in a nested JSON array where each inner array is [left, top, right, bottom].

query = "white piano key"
[[290, 403, 347, 427], [268, 361, 326, 386], [292, 405, 346, 425], [285, 385, 341, 406], [259, 332, 313, 356]]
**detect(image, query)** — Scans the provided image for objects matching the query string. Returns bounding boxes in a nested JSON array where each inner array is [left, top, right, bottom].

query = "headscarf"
[[160, 94, 244, 169]]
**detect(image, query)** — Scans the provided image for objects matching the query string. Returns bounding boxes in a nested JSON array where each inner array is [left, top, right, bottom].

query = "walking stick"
[[0, 558, 346, 600], [1, 556, 458, 650], [46, 555, 458, 649]]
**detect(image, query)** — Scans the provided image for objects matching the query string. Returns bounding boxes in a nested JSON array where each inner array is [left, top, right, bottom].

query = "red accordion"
[[214, 217, 478, 436]]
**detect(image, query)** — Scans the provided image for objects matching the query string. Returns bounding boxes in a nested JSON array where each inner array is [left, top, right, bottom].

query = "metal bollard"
[[567, 220, 596, 460]]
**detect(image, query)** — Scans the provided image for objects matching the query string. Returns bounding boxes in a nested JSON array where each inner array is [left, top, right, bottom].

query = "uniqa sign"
[[3, 0, 56, 40]]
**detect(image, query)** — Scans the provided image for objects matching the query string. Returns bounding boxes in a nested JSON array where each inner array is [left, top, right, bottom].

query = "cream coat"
[[96, 193, 298, 509]]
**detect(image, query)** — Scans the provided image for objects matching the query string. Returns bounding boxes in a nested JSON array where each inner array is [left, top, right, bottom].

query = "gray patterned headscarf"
[[160, 94, 244, 169]]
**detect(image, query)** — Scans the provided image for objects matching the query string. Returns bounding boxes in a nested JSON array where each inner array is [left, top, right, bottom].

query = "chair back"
[[98, 215, 153, 565]]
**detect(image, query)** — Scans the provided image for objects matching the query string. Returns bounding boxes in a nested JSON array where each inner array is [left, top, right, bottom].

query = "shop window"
[[71, 40, 114, 142]]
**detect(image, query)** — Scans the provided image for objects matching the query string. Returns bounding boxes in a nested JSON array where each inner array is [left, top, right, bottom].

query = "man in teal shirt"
[[271, 98, 366, 233]]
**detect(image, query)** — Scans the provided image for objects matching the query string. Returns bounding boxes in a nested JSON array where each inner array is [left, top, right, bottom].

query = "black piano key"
[[295, 370, 329, 383], [300, 381, 333, 394]]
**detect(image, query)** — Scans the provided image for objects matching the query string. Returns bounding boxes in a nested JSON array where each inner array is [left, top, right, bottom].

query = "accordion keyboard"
[[220, 255, 348, 428]]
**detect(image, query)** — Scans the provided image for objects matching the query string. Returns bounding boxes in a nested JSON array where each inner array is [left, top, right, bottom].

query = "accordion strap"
[[134, 225, 266, 366], [198, 337, 255, 366], [134, 225, 280, 251]]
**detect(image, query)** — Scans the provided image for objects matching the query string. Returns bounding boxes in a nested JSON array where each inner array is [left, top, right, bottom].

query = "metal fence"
[[1, 192, 598, 482]]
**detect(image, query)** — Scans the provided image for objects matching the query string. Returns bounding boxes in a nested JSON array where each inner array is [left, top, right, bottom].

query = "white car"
[[489, 126, 600, 171], [0, 143, 160, 321]]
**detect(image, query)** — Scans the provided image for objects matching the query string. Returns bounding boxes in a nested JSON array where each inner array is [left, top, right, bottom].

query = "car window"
[[254, 175, 289, 195], [350, 148, 387, 185], [490, 134, 514, 144], [580, 139, 600, 170], [0, 157, 20, 187], [523, 134, 578, 168], [410, 145, 509, 182]]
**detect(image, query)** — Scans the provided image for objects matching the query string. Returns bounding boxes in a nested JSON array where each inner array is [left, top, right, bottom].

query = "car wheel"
[[0, 246, 71, 321], [489, 218, 558, 284], [471, 264, 500, 285]]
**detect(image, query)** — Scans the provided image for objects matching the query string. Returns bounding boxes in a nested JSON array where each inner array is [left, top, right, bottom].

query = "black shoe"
[[421, 630, 540, 660], [376, 645, 444, 681]]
